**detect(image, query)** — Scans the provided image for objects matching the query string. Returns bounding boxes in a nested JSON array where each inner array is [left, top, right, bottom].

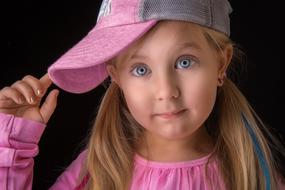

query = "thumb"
[[39, 89, 59, 124], [40, 73, 53, 90]]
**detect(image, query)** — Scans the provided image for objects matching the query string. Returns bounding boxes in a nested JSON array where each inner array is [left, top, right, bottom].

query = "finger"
[[11, 80, 38, 105], [0, 98, 16, 109], [39, 89, 59, 123], [0, 87, 25, 105], [40, 73, 52, 89], [22, 75, 44, 97]]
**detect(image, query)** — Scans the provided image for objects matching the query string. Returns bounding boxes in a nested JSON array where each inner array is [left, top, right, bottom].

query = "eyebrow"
[[129, 41, 202, 60]]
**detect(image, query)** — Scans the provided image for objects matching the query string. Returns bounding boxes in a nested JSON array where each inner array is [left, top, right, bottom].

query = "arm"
[[0, 74, 59, 189], [0, 113, 45, 190], [0, 113, 88, 190]]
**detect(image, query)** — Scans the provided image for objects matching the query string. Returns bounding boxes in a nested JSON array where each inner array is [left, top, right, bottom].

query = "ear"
[[106, 63, 120, 85], [217, 44, 233, 78]]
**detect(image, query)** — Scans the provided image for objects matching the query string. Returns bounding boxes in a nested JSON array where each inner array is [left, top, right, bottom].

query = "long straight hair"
[[80, 21, 285, 190]]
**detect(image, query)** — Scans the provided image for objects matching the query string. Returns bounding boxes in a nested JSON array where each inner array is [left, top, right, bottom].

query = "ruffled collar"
[[134, 151, 215, 168]]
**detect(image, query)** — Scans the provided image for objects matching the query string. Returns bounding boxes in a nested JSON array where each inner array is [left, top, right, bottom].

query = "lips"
[[155, 109, 186, 119]]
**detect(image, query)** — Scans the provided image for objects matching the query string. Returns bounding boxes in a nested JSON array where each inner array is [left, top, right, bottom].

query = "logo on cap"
[[97, 0, 112, 23]]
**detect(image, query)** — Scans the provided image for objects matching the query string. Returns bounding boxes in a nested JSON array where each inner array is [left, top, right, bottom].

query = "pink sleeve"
[[0, 112, 88, 190], [0, 112, 45, 190]]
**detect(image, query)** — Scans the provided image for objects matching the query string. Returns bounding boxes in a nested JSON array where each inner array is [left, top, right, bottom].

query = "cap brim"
[[48, 20, 157, 94]]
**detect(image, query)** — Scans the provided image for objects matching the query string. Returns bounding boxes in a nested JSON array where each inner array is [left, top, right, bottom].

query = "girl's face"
[[108, 21, 231, 141]]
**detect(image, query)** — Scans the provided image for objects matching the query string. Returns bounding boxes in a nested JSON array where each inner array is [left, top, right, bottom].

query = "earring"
[[218, 77, 224, 86], [218, 73, 227, 86]]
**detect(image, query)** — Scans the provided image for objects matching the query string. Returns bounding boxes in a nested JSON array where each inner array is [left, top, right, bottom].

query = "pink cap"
[[48, 0, 232, 93]]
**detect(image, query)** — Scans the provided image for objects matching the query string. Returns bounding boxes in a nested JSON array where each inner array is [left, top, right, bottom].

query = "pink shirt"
[[1, 112, 284, 190], [131, 153, 225, 189]]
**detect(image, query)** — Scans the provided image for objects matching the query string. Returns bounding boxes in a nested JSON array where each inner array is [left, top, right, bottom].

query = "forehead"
[[114, 21, 209, 65]]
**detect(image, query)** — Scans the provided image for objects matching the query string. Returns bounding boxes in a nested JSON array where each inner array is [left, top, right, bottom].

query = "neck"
[[136, 125, 214, 162]]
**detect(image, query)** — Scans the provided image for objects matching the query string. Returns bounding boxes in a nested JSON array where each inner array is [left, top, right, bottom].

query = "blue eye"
[[131, 65, 150, 76], [175, 57, 196, 69]]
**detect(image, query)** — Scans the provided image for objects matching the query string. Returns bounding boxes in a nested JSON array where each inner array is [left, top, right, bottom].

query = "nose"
[[155, 73, 180, 101]]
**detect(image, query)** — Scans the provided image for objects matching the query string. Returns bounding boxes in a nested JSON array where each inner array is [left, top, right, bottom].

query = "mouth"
[[155, 109, 187, 119]]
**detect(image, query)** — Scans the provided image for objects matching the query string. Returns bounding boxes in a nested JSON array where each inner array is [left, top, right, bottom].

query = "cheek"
[[184, 74, 217, 117], [124, 90, 147, 109], [121, 82, 152, 124]]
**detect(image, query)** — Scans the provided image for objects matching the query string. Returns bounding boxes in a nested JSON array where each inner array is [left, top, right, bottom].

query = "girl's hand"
[[0, 74, 59, 124]]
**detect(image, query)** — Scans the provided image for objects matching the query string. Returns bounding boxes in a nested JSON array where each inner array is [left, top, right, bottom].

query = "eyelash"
[[130, 56, 198, 77]]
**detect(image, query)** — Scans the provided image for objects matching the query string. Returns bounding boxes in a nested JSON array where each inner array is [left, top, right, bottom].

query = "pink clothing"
[[1, 112, 285, 190], [131, 153, 225, 190], [0, 112, 87, 190]]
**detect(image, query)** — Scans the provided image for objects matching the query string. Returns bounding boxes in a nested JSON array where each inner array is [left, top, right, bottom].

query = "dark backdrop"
[[2, 0, 284, 189]]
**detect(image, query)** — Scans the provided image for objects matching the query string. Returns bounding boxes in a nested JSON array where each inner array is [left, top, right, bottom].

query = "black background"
[[1, 0, 284, 189]]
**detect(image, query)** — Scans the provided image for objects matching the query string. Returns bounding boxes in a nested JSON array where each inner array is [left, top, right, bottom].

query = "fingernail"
[[30, 97, 34, 104], [37, 89, 41, 96], [55, 90, 59, 97]]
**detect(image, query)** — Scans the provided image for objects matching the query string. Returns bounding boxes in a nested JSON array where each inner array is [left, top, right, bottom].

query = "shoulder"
[[67, 149, 88, 172], [277, 175, 285, 190], [49, 149, 88, 190]]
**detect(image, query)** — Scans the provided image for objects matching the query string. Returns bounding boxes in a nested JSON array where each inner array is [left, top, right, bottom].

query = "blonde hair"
[[80, 21, 285, 190]]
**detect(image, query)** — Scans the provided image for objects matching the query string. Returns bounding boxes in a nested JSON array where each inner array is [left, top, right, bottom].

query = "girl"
[[0, 0, 284, 190]]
